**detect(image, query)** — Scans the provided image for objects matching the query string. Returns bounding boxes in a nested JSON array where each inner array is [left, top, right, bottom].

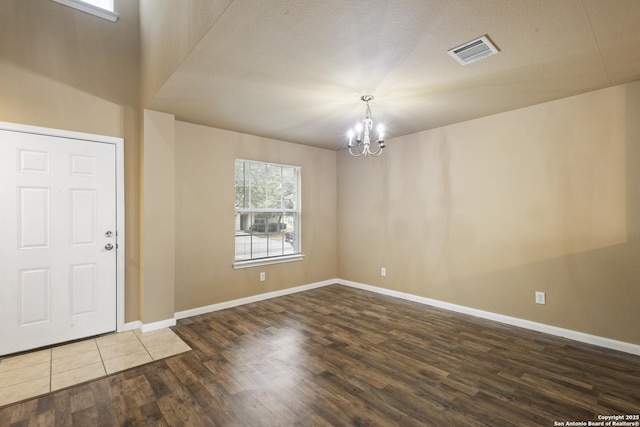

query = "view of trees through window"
[[234, 159, 300, 261]]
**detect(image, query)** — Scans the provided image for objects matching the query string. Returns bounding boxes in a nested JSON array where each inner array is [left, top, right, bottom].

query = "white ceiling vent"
[[447, 35, 499, 65]]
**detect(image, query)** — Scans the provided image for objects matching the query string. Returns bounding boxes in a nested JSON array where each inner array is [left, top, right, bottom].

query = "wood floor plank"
[[138, 401, 168, 426], [2, 284, 640, 426]]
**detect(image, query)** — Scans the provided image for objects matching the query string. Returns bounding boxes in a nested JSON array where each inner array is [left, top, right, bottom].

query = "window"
[[52, 0, 119, 22], [234, 159, 302, 268]]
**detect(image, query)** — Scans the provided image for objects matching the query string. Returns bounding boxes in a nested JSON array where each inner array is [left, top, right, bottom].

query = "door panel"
[[71, 189, 97, 245], [19, 187, 50, 248], [19, 267, 51, 326], [70, 263, 98, 316], [0, 129, 117, 356]]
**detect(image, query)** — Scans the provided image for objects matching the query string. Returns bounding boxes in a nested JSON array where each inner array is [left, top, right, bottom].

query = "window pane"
[[234, 212, 251, 260], [266, 164, 282, 180], [248, 162, 264, 185], [266, 165, 282, 209], [249, 184, 266, 209], [235, 160, 246, 209], [235, 185, 246, 209], [235, 236, 251, 260], [235, 159, 300, 262], [247, 163, 264, 209], [282, 212, 298, 252], [234, 159, 244, 185], [282, 167, 296, 209]]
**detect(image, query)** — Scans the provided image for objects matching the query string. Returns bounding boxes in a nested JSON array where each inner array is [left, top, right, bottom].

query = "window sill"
[[233, 254, 304, 270]]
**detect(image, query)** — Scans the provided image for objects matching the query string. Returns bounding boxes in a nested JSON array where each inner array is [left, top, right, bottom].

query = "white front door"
[[0, 129, 117, 356]]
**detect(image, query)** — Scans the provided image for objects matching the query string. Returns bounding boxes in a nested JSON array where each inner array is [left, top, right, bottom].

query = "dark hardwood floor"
[[2, 284, 640, 426]]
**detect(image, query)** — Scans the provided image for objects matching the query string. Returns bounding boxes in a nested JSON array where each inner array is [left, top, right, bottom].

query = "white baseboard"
[[121, 320, 142, 332], [121, 318, 177, 334], [174, 279, 337, 320], [140, 318, 177, 333], [337, 279, 640, 356]]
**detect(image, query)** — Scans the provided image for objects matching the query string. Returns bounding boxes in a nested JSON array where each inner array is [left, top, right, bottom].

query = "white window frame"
[[52, 0, 119, 22], [233, 159, 303, 269]]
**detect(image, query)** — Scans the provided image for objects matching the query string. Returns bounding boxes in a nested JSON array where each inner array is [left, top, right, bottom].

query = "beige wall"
[[338, 82, 640, 345], [0, 0, 142, 322], [138, 0, 232, 105], [174, 121, 337, 311], [141, 110, 176, 323]]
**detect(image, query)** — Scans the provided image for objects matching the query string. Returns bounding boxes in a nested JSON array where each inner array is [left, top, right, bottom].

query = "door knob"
[[105, 243, 114, 251]]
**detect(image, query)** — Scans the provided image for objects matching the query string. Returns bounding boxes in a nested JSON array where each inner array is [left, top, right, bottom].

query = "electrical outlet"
[[260, 272, 266, 282], [535, 291, 546, 305], [381, 267, 387, 277]]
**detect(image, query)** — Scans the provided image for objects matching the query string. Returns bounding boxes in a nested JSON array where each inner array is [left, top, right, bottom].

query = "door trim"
[[0, 121, 126, 334]]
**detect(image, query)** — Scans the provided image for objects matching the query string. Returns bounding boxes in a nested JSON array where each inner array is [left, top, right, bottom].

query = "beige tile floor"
[[0, 328, 191, 407]]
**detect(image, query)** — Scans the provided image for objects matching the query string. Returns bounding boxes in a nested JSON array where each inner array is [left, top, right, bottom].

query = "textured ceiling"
[[148, 0, 640, 150]]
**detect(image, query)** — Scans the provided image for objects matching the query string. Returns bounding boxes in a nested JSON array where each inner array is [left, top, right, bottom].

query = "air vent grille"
[[448, 35, 499, 65]]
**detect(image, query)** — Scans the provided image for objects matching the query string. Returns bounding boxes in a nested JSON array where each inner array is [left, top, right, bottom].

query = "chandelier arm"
[[369, 144, 384, 157], [348, 144, 365, 157]]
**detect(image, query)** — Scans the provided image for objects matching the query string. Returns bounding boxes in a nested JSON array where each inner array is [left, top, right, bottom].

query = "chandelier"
[[347, 95, 386, 157]]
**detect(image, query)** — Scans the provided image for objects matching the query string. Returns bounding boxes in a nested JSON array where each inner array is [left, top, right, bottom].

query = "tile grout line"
[[137, 334, 154, 361], [96, 338, 107, 374]]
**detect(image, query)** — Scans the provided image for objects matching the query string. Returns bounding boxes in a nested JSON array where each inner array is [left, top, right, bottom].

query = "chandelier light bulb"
[[347, 129, 355, 147], [355, 122, 363, 141]]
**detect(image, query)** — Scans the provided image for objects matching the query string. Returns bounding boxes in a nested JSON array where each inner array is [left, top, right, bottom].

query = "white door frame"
[[0, 121, 126, 333]]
